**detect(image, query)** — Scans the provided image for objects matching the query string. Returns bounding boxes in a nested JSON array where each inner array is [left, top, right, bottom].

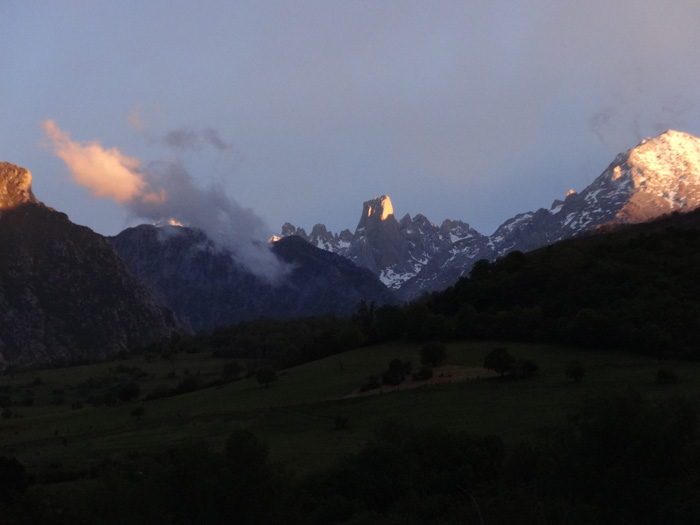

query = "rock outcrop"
[[0, 163, 182, 368]]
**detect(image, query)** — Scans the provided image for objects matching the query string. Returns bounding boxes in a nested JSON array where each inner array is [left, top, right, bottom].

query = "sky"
[[3, 1, 700, 248]]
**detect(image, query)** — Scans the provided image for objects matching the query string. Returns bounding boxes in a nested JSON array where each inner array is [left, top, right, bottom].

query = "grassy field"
[[2, 340, 700, 478]]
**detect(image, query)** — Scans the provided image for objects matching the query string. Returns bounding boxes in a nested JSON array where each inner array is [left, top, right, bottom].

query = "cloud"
[[163, 127, 199, 150], [41, 120, 284, 281], [41, 120, 148, 203], [202, 127, 229, 151], [160, 126, 231, 151], [130, 160, 283, 278]]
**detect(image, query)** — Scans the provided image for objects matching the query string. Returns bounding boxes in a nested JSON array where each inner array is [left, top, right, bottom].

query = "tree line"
[[366, 213, 700, 359]]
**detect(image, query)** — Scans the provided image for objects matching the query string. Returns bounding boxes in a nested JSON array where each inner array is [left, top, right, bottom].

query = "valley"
[[3, 130, 700, 521], [2, 340, 698, 476]]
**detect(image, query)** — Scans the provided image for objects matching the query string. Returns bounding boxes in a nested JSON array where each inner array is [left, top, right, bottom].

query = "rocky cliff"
[[0, 162, 182, 368]]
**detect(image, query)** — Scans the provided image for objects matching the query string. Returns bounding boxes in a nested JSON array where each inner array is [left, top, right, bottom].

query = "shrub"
[[382, 358, 409, 386], [484, 348, 515, 376]]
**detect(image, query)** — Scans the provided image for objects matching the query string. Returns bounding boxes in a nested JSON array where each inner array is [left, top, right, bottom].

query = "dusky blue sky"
[[3, 1, 700, 241]]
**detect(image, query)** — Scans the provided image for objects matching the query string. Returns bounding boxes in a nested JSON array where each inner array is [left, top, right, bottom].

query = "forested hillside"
[[367, 209, 700, 358]]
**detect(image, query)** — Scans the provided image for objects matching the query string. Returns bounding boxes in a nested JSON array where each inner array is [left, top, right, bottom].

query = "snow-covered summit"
[[278, 130, 700, 299]]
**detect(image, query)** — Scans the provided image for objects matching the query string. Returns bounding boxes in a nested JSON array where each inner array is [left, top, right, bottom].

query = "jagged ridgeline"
[[278, 130, 700, 300], [0, 162, 182, 369], [109, 226, 394, 332]]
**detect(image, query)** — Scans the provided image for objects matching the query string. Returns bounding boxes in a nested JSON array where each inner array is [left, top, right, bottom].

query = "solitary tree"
[[483, 347, 515, 377], [382, 358, 409, 386], [420, 342, 447, 367], [130, 406, 145, 421]]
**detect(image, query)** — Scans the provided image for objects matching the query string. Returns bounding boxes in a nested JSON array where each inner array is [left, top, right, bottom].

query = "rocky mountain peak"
[[0, 162, 39, 210], [277, 130, 700, 300], [356, 195, 395, 233], [592, 129, 700, 223]]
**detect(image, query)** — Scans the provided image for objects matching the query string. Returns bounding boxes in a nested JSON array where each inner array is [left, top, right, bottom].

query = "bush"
[[484, 348, 515, 376], [382, 358, 409, 386]]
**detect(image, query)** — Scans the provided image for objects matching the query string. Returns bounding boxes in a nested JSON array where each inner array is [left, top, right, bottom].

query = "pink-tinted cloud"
[[41, 120, 149, 203], [41, 120, 284, 280]]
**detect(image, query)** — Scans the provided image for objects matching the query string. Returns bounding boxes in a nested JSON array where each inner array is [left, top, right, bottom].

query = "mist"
[[41, 120, 286, 281]]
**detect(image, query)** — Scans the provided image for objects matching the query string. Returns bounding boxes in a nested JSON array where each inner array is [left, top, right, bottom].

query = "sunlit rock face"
[[278, 130, 700, 299], [613, 130, 700, 222], [279, 195, 486, 296], [483, 130, 700, 259], [0, 163, 182, 368], [0, 162, 39, 210], [403, 130, 700, 296]]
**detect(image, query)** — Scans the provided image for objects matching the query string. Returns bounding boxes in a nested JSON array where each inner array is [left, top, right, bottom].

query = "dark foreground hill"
[[410, 208, 700, 358], [0, 204, 182, 368], [110, 225, 394, 331], [0, 162, 182, 368]]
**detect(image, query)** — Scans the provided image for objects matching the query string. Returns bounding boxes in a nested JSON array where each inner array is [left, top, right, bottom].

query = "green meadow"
[[2, 340, 699, 478]]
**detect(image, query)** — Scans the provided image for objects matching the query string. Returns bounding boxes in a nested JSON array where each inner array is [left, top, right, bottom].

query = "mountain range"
[[2, 129, 700, 367], [0, 162, 392, 367], [277, 130, 700, 299], [109, 225, 393, 332]]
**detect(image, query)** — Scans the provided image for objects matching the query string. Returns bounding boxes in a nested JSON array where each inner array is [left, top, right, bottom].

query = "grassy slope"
[[2, 341, 700, 477]]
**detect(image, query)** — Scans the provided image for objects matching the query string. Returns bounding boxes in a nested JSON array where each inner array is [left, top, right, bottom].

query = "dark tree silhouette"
[[483, 347, 515, 376]]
